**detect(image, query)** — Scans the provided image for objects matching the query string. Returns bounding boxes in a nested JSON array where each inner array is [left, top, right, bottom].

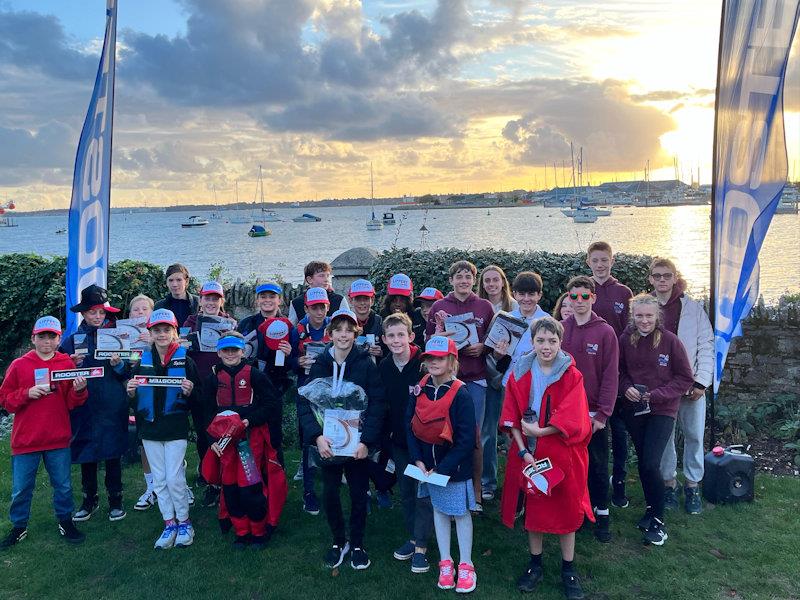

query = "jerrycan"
[[702, 445, 755, 504]]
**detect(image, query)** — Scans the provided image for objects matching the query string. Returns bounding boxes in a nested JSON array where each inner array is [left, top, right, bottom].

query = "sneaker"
[[202, 486, 220, 508], [561, 571, 585, 600], [471, 502, 484, 515], [187, 487, 195, 507], [293, 463, 304, 482], [517, 564, 543, 593], [376, 490, 392, 509], [393, 540, 415, 561], [324, 542, 350, 569], [232, 535, 249, 550], [58, 520, 85, 545], [456, 562, 477, 593], [643, 517, 668, 546], [411, 551, 430, 573], [303, 492, 320, 516], [108, 494, 126, 522], [610, 476, 629, 508], [438, 559, 456, 590], [684, 486, 703, 515], [664, 485, 679, 511], [594, 513, 612, 543], [0, 527, 27, 550], [72, 494, 99, 522], [174, 521, 195, 548], [481, 489, 495, 501], [134, 490, 156, 511], [250, 535, 268, 550], [637, 507, 654, 532], [350, 547, 371, 570], [154, 522, 178, 550]]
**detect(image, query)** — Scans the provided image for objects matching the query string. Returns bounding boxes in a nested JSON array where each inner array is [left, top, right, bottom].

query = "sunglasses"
[[650, 272, 674, 280], [569, 293, 591, 300]]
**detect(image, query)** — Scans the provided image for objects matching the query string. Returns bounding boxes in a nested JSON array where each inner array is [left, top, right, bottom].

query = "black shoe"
[[202, 485, 220, 508], [0, 527, 27, 550], [664, 485, 679, 511], [72, 494, 99, 522], [324, 542, 350, 569], [232, 535, 249, 550], [643, 517, 668, 546], [58, 520, 86, 544], [250, 535, 268, 550], [108, 494, 126, 522], [610, 477, 629, 508], [562, 571, 585, 600], [350, 547, 371, 570], [594, 514, 612, 543], [578, 515, 592, 533], [264, 524, 275, 541], [517, 564, 543, 593], [637, 507, 654, 531], [219, 517, 233, 534]]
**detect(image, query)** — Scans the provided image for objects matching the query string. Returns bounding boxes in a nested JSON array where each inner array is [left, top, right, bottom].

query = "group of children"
[[0, 242, 714, 599]]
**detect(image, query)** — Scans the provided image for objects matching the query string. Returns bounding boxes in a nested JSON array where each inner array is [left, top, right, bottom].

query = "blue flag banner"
[[65, 0, 117, 336], [712, 0, 799, 393]]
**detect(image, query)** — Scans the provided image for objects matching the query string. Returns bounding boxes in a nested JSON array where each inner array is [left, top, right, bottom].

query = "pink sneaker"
[[438, 559, 455, 590], [456, 562, 476, 593]]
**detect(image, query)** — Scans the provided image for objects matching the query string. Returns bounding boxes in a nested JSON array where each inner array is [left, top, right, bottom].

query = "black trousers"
[[622, 413, 675, 519], [321, 459, 370, 548], [81, 458, 122, 497], [190, 403, 210, 463], [587, 426, 609, 510], [392, 444, 434, 548], [609, 401, 629, 482]]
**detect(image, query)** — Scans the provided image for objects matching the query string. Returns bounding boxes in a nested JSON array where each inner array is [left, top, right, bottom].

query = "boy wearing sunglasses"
[[649, 258, 713, 515], [561, 277, 619, 543]]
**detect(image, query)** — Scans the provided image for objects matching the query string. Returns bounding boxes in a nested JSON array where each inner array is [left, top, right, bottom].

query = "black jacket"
[[154, 293, 200, 328], [237, 313, 292, 396], [290, 290, 346, 323], [406, 378, 475, 481], [202, 361, 282, 448], [378, 345, 423, 449], [378, 308, 426, 355], [297, 345, 385, 450]]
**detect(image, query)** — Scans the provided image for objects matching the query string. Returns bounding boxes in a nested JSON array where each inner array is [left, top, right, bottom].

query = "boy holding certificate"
[[297, 310, 385, 571], [0, 317, 88, 549]]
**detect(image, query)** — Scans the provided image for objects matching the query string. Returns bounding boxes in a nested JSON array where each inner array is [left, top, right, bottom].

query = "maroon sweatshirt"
[[618, 326, 694, 418], [654, 282, 685, 335], [593, 277, 633, 336], [561, 312, 619, 424], [425, 291, 495, 382], [184, 311, 237, 379]]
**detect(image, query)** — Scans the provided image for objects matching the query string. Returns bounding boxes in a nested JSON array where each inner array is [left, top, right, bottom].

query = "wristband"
[[517, 448, 531, 459], [692, 382, 706, 391]]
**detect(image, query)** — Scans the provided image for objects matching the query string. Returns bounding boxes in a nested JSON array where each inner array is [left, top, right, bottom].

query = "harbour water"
[[1, 204, 798, 300]]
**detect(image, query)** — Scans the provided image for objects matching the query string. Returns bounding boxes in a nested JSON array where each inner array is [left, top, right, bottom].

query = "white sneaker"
[[187, 487, 195, 506], [154, 523, 178, 550], [134, 490, 156, 511], [174, 521, 195, 548]]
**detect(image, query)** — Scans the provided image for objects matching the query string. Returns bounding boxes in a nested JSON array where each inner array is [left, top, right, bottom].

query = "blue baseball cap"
[[32, 315, 62, 335], [216, 335, 246, 351], [200, 281, 224, 298], [256, 282, 282, 295]]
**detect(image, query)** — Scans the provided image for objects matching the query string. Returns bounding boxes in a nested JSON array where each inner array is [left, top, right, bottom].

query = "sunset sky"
[[1, 0, 798, 210]]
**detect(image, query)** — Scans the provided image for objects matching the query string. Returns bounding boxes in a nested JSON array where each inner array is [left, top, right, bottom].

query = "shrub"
[[369, 247, 653, 311]]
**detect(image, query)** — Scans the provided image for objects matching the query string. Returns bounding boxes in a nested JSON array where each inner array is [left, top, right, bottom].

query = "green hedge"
[[0, 254, 165, 371], [369, 247, 653, 312]]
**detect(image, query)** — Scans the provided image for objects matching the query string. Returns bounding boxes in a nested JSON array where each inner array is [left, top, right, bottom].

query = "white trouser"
[[660, 395, 706, 484], [142, 439, 190, 522]]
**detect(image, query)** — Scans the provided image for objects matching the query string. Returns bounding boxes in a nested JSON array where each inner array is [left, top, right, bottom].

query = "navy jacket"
[[406, 378, 475, 481], [237, 313, 292, 396]]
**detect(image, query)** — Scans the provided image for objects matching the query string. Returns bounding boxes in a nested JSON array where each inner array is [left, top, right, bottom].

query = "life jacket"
[[136, 345, 188, 422], [296, 318, 330, 355], [411, 374, 464, 445], [215, 364, 254, 408]]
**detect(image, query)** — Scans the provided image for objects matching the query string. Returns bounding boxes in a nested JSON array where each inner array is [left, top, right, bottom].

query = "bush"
[[369, 247, 653, 312], [0, 253, 165, 372]]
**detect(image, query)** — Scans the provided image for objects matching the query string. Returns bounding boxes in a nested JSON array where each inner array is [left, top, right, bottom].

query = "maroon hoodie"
[[184, 311, 237, 379], [425, 291, 495, 382], [561, 312, 619, 424], [618, 326, 694, 418], [593, 277, 633, 336], [653, 281, 685, 335]]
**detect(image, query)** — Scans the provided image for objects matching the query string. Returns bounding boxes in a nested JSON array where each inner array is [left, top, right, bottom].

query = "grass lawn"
[[0, 446, 798, 600]]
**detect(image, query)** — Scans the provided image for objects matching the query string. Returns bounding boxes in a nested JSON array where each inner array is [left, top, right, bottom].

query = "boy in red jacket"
[[0, 317, 88, 549]]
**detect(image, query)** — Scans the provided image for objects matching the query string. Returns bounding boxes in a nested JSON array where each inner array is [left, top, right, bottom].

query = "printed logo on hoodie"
[[614, 301, 625, 314], [585, 343, 599, 356], [658, 354, 670, 367]]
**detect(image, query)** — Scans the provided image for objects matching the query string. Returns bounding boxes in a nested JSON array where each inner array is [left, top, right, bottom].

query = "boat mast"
[[259, 164, 266, 227], [370, 162, 376, 220]]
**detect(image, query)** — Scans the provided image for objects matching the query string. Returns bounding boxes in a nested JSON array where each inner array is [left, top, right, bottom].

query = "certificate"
[[444, 313, 479, 350], [403, 464, 450, 487], [198, 316, 236, 352], [485, 311, 529, 355], [323, 408, 361, 457], [115, 317, 149, 351]]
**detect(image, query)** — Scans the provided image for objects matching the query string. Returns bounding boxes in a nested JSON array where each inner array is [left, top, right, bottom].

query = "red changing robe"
[[499, 354, 593, 534]]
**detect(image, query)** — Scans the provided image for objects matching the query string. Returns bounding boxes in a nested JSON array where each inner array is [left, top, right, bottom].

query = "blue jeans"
[[10, 448, 74, 527], [480, 385, 503, 493], [464, 381, 487, 431]]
